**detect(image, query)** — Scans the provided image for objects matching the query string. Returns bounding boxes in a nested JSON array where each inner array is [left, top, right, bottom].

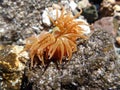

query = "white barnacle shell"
[[42, 9, 51, 26], [75, 18, 91, 34], [42, 8, 61, 26], [69, 0, 77, 11]]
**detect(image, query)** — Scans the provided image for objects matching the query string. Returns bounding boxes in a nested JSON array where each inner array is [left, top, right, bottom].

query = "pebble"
[[42, 7, 61, 26], [116, 36, 120, 45], [69, 0, 77, 11], [75, 18, 91, 34], [77, 0, 90, 9], [114, 4, 120, 11]]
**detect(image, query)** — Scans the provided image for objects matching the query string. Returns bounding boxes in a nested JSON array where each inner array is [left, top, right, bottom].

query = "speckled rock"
[[21, 29, 120, 90], [0, 0, 53, 45], [0, 0, 120, 90], [114, 5, 120, 24], [0, 45, 28, 90], [99, 0, 114, 17]]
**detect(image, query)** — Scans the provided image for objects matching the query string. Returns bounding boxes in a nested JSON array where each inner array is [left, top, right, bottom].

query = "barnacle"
[[24, 8, 88, 67]]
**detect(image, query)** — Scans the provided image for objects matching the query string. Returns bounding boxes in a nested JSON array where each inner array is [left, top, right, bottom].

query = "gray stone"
[[22, 29, 119, 90]]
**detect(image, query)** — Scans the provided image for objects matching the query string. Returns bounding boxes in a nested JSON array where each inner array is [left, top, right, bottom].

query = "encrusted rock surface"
[[99, 0, 114, 17], [0, 45, 28, 90], [0, 0, 120, 90], [21, 29, 120, 90]]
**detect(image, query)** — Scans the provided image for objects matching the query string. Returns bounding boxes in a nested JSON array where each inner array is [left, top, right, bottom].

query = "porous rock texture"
[[0, 0, 120, 90], [0, 45, 28, 90], [21, 29, 120, 90], [0, 0, 52, 45]]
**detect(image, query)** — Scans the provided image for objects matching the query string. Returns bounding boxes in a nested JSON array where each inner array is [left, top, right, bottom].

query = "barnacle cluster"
[[24, 8, 88, 67]]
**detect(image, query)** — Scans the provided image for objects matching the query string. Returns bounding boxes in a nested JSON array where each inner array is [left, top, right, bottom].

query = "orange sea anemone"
[[24, 8, 87, 67]]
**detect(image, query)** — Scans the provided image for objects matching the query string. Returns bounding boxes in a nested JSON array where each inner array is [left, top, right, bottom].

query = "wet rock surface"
[[0, 0, 52, 45], [0, 0, 120, 90], [21, 29, 120, 90], [0, 45, 28, 90]]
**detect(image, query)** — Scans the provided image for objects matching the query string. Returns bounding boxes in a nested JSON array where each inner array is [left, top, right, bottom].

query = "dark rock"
[[89, 0, 103, 4], [82, 5, 98, 23], [22, 29, 119, 90], [89, 0, 103, 10]]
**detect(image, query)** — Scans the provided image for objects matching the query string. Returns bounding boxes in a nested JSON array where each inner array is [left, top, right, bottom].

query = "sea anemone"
[[24, 8, 88, 67]]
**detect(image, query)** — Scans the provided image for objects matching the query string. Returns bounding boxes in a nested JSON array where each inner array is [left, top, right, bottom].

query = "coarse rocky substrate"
[[21, 29, 120, 90]]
